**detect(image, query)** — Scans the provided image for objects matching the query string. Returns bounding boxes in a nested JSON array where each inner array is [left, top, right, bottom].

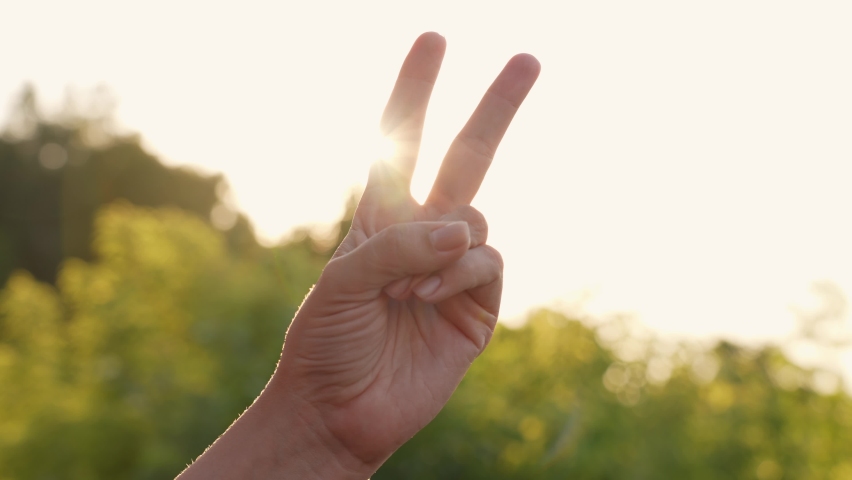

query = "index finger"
[[370, 32, 446, 193], [426, 54, 540, 209]]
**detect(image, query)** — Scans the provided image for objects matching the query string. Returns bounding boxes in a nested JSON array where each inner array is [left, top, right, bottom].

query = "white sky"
[[3, 1, 851, 374]]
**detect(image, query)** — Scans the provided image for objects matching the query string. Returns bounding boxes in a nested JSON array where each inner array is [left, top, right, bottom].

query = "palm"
[[278, 33, 540, 466]]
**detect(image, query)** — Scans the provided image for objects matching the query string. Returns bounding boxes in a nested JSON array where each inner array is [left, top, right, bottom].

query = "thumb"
[[324, 221, 470, 292]]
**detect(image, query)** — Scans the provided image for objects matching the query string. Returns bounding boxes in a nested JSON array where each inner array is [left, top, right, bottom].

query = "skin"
[[178, 32, 540, 479]]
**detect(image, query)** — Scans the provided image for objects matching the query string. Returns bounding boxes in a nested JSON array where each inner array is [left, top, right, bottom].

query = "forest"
[[1, 88, 851, 479]]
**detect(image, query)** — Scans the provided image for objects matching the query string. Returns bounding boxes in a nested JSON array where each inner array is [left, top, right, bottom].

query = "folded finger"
[[411, 245, 503, 304], [439, 205, 488, 248], [325, 221, 469, 293]]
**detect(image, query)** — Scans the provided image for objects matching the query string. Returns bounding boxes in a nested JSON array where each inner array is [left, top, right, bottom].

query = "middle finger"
[[426, 53, 540, 210]]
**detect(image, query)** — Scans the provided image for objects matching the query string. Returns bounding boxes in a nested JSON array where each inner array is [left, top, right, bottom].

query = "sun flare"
[[373, 133, 398, 162]]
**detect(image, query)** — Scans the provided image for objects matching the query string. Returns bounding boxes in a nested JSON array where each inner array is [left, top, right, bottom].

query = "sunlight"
[[373, 132, 397, 162], [5, 0, 850, 362]]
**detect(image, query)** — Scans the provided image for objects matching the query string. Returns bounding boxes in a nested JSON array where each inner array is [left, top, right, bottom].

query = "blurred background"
[[2, 1, 851, 478]]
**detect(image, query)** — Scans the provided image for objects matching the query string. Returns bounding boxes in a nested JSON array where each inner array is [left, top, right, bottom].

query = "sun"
[[373, 132, 397, 162]]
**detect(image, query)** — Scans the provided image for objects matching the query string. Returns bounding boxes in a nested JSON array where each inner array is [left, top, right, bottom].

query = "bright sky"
[[3, 1, 851, 374]]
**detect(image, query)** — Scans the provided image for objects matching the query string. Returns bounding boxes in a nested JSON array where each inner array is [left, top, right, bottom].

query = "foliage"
[[1, 205, 851, 478], [379, 312, 852, 479], [0, 204, 322, 479], [0, 85, 258, 287]]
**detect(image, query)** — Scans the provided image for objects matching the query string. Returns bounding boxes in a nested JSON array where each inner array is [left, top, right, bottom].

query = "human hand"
[[273, 32, 540, 475], [177, 32, 539, 480]]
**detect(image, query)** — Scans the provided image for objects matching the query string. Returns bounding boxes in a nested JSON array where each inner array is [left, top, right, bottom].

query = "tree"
[[0, 85, 258, 287], [0, 203, 321, 479]]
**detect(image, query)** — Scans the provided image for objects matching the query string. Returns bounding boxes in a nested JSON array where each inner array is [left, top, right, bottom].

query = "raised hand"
[[275, 32, 540, 472], [178, 32, 539, 480]]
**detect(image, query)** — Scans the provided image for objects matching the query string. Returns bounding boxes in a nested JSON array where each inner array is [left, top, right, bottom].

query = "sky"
[[3, 0, 851, 376]]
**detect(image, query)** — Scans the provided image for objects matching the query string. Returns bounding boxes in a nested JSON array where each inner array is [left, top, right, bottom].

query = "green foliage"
[[377, 312, 852, 479], [0, 85, 259, 287], [0, 204, 324, 479], [3, 203, 850, 479]]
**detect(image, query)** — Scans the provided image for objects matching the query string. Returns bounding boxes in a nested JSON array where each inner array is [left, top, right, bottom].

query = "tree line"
[[1, 87, 851, 479]]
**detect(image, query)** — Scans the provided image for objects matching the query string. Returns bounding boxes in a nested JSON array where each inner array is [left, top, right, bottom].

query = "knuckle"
[[482, 245, 504, 272], [318, 256, 348, 291], [470, 209, 488, 245], [458, 134, 497, 163], [462, 205, 487, 229], [319, 256, 340, 280], [446, 205, 488, 246]]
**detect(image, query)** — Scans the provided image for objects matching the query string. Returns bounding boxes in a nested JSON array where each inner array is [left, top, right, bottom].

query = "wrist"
[[263, 377, 377, 479], [177, 376, 375, 480]]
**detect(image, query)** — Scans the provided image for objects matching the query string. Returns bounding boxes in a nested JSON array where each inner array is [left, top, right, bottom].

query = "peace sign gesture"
[[283, 32, 538, 473], [178, 32, 539, 480]]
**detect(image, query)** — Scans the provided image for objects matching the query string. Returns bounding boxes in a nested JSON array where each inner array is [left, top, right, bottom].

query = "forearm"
[[176, 379, 372, 480]]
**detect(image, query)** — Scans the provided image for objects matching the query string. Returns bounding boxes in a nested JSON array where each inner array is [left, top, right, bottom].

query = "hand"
[[177, 32, 539, 480], [275, 32, 540, 472]]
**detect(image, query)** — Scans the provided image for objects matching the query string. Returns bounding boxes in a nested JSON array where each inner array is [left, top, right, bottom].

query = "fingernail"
[[414, 276, 442, 298], [385, 277, 411, 299], [429, 222, 468, 252]]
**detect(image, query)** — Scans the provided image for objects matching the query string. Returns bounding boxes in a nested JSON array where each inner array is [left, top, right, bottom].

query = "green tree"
[[377, 311, 852, 479], [0, 204, 322, 479], [0, 85, 258, 287], [2, 203, 852, 479]]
